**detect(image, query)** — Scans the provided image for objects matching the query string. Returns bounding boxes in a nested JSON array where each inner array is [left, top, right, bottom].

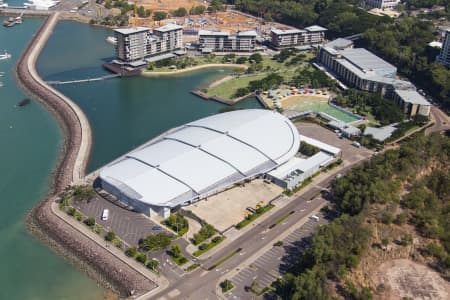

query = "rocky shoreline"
[[16, 13, 156, 298]]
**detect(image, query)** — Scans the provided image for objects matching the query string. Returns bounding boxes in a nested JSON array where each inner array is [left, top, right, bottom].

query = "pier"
[[47, 73, 121, 85]]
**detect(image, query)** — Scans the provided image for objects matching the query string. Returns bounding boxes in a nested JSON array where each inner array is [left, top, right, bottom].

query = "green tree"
[[189, 5, 206, 15], [85, 216, 95, 226], [105, 231, 116, 241], [249, 53, 262, 64], [126, 246, 138, 257], [139, 233, 172, 251], [153, 11, 168, 21], [172, 7, 187, 17], [171, 244, 181, 258]]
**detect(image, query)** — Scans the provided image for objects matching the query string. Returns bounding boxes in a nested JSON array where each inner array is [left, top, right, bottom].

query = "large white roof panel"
[[128, 139, 192, 167], [99, 109, 301, 208], [200, 135, 269, 175], [159, 148, 237, 192], [126, 168, 191, 205]]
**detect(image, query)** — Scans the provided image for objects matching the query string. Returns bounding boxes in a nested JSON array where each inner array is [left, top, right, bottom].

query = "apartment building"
[[437, 28, 450, 68], [114, 24, 183, 65], [270, 25, 327, 49], [198, 30, 257, 52], [318, 39, 431, 117]]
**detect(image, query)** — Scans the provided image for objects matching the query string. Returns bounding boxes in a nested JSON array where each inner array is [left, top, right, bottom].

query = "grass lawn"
[[206, 73, 266, 98], [193, 236, 225, 257], [235, 204, 274, 229], [204, 54, 313, 100], [170, 255, 189, 266]]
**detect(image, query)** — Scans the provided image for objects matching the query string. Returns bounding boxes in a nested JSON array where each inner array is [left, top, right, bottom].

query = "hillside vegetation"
[[275, 133, 450, 299]]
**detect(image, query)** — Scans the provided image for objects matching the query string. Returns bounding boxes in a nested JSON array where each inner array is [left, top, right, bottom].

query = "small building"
[[364, 125, 397, 142], [266, 152, 335, 190], [198, 30, 257, 52], [270, 25, 327, 49], [365, 0, 400, 9], [393, 90, 431, 117], [328, 120, 361, 138]]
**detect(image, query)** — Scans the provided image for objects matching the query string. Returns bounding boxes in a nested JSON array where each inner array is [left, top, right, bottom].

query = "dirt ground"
[[185, 179, 283, 232], [139, 0, 205, 11], [372, 259, 450, 300]]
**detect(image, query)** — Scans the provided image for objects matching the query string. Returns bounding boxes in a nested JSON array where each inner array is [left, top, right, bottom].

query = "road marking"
[[167, 289, 180, 298], [200, 270, 208, 277]]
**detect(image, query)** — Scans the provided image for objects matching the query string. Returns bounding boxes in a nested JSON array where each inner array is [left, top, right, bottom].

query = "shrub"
[[394, 213, 407, 225], [67, 207, 76, 216], [274, 241, 283, 247], [126, 247, 138, 258], [136, 253, 147, 264], [146, 259, 159, 270], [105, 231, 116, 242], [85, 216, 95, 227]]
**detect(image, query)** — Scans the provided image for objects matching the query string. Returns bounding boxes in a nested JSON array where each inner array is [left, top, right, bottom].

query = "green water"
[[0, 17, 105, 299], [37, 21, 262, 172], [286, 97, 359, 123]]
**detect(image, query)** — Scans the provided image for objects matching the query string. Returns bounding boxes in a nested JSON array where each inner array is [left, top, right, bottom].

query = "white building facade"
[[114, 24, 183, 64], [437, 29, 450, 68], [365, 0, 400, 9], [198, 30, 257, 52], [318, 40, 431, 117], [270, 25, 327, 49]]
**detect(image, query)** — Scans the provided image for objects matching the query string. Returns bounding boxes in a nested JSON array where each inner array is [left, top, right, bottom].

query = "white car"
[[310, 215, 320, 221], [101, 209, 109, 221]]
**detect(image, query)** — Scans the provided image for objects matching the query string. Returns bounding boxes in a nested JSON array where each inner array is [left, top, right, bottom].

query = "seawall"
[[15, 12, 156, 297]]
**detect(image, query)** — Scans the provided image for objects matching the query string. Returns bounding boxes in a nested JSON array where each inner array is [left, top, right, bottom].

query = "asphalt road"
[[426, 106, 450, 135], [149, 158, 369, 300]]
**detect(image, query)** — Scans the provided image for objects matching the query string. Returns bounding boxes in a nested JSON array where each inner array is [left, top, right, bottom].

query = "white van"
[[101, 209, 109, 221], [352, 141, 361, 148]]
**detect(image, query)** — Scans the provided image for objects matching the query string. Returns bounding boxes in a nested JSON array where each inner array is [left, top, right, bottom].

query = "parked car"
[[310, 215, 320, 221], [152, 226, 163, 231], [101, 209, 109, 221]]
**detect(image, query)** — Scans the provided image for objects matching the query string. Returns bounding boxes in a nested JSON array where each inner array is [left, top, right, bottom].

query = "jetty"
[[46, 73, 120, 85]]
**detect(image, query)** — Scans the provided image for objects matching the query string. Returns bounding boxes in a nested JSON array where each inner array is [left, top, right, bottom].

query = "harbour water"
[[1, 16, 261, 300], [37, 20, 262, 172], [0, 17, 106, 299]]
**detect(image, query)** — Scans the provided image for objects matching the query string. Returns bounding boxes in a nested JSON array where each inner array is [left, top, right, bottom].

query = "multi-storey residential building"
[[365, 0, 400, 9], [437, 28, 450, 68], [114, 24, 183, 65], [198, 30, 257, 52], [318, 39, 431, 117], [270, 25, 327, 49]]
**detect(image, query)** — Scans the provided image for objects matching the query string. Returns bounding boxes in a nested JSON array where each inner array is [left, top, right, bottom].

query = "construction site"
[[127, 1, 288, 39]]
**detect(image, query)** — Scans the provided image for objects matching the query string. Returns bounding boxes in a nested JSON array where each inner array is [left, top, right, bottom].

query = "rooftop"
[[340, 48, 397, 76], [395, 89, 431, 105], [114, 27, 149, 35], [364, 125, 397, 141], [304, 25, 328, 32], [154, 24, 183, 32], [324, 38, 353, 50], [100, 110, 300, 208], [271, 27, 305, 35]]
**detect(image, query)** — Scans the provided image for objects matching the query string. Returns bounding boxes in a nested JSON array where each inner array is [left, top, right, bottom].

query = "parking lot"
[[186, 179, 283, 232], [226, 215, 327, 299], [295, 122, 373, 162], [73, 195, 165, 246]]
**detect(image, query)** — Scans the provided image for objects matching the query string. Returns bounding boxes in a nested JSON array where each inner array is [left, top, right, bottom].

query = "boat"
[[106, 36, 117, 45], [17, 98, 31, 107], [0, 51, 11, 60]]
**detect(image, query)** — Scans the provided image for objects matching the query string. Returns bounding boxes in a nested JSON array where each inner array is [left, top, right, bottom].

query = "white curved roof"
[[100, 109, 300, 208]]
